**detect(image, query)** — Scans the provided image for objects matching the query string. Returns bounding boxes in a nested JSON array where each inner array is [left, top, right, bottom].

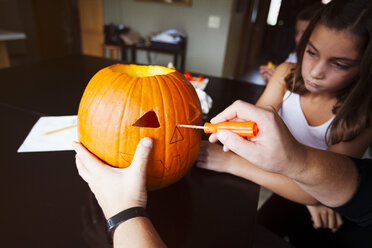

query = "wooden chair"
[[102, 44, 122, 60]]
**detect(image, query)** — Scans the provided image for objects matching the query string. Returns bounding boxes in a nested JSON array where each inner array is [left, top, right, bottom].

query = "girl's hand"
[[306, 205, 343, 232], [196, 141, 242, 174], [73, 138, 153, 219], [259, 65, 275, 83]]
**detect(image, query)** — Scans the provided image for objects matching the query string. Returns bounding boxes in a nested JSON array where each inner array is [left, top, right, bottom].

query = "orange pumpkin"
[[78, 64, 202, 190]]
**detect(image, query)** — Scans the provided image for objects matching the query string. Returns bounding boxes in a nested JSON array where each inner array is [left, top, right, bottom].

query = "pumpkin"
[[78, 64, 202, 190]]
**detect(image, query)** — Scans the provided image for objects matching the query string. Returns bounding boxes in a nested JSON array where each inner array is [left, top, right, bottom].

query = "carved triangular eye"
[[132, 111, 160, 128], [188, 102, 201, 123]]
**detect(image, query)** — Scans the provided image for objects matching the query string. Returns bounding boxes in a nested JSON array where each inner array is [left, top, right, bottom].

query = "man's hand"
[[73, 138, 153, 219], [209, 100, 306, 176], [210, 100, 359, 208]]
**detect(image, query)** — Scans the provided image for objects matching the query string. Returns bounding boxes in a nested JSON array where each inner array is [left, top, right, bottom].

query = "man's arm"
[[332, 158, 372, 227], [288, 147, 358, 207], [209, 101, 363, 208], [113, 217, 166, 247]]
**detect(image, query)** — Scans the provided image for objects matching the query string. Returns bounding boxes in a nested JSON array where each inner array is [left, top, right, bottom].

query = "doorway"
[[236, 0, 322, 85], [0, 0, 81, 66]]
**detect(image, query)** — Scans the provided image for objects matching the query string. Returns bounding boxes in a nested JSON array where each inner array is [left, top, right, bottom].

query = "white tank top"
[[279, 91, 371, 158], [278, 91, 334, 150]]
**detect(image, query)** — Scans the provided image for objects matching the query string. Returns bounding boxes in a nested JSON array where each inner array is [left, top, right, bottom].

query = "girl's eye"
[[306, 49, 316, 57], [333, 62, 350, 70]]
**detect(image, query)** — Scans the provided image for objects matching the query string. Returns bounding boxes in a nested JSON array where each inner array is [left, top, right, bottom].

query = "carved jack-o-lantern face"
[[78, 64, 202, 190]]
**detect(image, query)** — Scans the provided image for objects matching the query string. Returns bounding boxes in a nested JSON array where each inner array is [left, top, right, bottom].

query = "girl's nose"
[[310, 61, 326, 80]]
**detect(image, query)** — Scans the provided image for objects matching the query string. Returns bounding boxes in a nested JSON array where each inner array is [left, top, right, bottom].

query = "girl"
[[260, 3, 322, 83], [197, 0, 372, 246]]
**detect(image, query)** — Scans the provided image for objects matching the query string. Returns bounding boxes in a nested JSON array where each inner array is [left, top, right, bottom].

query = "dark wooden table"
[[0, 55, 265, 248]]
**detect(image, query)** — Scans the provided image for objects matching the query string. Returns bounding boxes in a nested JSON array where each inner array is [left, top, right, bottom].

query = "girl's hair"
[[297, 2, 323, 22], [285, 0, 372, 145]]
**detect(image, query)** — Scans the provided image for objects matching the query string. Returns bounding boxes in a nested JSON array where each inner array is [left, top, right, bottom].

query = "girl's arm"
[[242, 63, 319, 203], [224, 149, 320, 205], [255, 62, 293, 109], [198, 141, 318, 204]]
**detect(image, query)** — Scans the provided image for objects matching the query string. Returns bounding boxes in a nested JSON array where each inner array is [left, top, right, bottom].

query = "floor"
[[257, 186, 273, 209]]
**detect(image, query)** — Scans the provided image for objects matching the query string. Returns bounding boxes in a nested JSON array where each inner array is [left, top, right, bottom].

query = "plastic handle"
[[204, 122, 258, 137]]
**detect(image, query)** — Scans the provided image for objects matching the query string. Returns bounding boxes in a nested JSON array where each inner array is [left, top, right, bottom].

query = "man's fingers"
[[223, 145, 230, 152], [73, 142, 106, 170], [75, 154, 92, 183], [130, 138, 153, 173], [208, 133, 218, 143], [216, 130, 254, 159]]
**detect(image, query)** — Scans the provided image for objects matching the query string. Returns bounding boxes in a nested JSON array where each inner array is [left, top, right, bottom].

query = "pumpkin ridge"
[[174, 73, 200, 102], [165, 73, 196, 177], [79, 70, 124, 157], [138, 75, 144, 156], [97, 73, 130, 164], [159, 74, 183, 177], [117, 75, 139, 167], [168, 72, 202, 170], [169, 72, 202, 116], [174, 74, 202, 124], [152, 75, 168, 183], [166, 73, 193, 171], [78, 70, 110, 131], [103, 73, 133, 166]]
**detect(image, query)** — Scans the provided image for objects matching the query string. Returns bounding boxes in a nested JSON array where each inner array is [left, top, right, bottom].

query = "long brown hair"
[[285, 0, 372, 145]]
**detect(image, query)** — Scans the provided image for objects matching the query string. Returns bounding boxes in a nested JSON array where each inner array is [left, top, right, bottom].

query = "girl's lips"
[[306, 80, 319, 88]]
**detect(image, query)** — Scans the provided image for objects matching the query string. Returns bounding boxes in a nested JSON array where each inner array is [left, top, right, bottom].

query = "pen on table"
[[178, 121, 258, 137], [45, 124, 78, 135]]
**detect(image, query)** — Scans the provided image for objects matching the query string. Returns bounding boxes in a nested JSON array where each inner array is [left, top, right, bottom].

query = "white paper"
[[17, 115, 78, 153]]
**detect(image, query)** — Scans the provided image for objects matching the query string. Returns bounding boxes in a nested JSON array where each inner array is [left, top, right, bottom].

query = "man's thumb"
[[216, 130, 253, 158], [130, 137, 153, 174]]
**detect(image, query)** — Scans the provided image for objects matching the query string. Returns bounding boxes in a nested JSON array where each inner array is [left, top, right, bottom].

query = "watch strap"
[[106, 206, 148, 244]]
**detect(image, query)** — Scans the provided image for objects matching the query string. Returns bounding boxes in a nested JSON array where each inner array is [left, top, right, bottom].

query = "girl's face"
[[301, 24, 361, 95]]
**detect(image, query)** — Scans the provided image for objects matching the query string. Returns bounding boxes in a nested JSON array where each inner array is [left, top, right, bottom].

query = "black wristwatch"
[[106, 206, 148, 244]]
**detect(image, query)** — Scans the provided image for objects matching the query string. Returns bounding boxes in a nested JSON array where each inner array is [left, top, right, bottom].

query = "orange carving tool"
[[178, 121, 258, 137]]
